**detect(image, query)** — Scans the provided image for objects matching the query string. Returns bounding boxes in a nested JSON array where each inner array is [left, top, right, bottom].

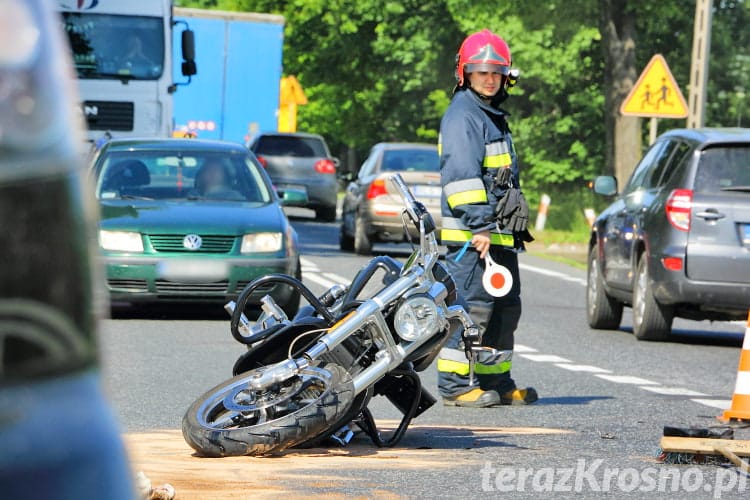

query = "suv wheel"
[[354, 214, 372, 255], [586, 246, 623, 329], [632, 257, 673, 341], [316, 206, 337, 222]]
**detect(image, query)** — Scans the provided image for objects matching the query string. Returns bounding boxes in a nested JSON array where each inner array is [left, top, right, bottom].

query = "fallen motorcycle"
[[182, 173, 482, 456]]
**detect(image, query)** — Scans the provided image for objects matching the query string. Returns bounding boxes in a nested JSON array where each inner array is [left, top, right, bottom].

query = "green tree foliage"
[[177, 0, 750, 230]]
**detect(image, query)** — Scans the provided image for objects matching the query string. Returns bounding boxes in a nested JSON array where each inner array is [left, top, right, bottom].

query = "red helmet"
[[455, 29, 511, 86]]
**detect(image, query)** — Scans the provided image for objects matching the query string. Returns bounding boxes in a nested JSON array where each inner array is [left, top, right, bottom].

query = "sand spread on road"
[[125, 423, 570, 499]]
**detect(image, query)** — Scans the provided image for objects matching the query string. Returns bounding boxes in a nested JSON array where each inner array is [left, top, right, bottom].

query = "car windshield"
[[694, 146, 750, 193], [62, 13, 164, 80], [95, 150, 273, 203], [254, 135, 328, 157], [381, 149, 439, 172]]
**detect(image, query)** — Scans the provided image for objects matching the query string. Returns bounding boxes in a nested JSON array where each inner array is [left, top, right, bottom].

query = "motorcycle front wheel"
[[182, 363, 354, 457]]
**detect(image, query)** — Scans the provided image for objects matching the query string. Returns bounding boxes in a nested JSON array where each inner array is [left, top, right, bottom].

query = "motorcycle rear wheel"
[[182, 363, 354, 457]]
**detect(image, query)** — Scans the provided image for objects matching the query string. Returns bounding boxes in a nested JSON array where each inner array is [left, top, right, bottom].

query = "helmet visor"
[[464, 62, 510, 75]]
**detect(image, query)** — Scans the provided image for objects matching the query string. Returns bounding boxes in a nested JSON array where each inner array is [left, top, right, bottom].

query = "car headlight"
[[99, 230, 144, 252], [241, 232, 282, 253], [394, 294, 440, 342]]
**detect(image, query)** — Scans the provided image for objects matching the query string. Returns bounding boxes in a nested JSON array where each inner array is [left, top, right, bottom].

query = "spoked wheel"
[[182, 363, 354, 457]]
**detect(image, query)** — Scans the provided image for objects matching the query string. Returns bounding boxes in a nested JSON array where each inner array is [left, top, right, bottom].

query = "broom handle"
[[714, 445, 750, 473]]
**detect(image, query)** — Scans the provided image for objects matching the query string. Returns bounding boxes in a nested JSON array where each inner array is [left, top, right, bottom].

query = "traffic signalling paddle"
[[722, 310, 750, 422], [482, 253, 513, 297]]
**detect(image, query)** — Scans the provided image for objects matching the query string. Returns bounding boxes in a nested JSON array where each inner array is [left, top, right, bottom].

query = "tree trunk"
[[599, 0, 641, 189]]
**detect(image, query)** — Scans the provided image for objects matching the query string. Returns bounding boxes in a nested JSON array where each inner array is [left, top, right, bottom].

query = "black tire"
[[586, 246, 623, 329], [632, 257, 673, 341], [339, 222, 354, 251], [316, 205, 337, 222], [182, 363, 354, 457], [354, 214, 372, 255]]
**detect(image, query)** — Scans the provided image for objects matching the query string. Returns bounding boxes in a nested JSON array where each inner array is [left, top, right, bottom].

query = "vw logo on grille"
[[183, 234, 203, 250]]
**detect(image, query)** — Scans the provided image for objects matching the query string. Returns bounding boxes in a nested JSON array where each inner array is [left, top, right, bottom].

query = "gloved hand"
[[495, 188, 534, 239], [495, 166, 512, 188], [507, 190, 529, 232]]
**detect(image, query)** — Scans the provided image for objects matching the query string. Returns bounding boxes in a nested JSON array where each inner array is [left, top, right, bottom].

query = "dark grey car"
[[587, 128, 750, 341], [247, 132, 339, 221]]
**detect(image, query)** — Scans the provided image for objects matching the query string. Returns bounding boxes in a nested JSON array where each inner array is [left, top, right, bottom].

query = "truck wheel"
[[632, 257, 673, 341], [339, 223, 354, 252], [316, 206, 337, 222], [354, 214, 372, 255], [586, 246, 623, 329]]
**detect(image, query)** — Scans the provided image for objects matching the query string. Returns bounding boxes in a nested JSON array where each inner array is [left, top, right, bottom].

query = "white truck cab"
[[58, 0, 195, 142]]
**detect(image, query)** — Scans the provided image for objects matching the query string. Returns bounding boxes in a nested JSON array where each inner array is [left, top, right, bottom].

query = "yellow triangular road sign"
[[620, 54, 688, 118]]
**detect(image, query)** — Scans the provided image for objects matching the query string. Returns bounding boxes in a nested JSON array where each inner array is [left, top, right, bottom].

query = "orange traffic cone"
[[722, 311, 750, 421]]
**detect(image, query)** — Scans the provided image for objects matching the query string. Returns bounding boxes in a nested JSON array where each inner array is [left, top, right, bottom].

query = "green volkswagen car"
[[90, 138, 302, 315]]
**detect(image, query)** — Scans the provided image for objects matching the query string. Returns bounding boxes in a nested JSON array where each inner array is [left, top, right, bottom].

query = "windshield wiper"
[[720, 186, 750, 192], [119, 194, 153, 201], [79, 72, 138, 84]]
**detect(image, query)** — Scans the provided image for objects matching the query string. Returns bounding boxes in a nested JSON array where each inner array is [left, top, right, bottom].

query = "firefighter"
[[437, 29, 537, 407]]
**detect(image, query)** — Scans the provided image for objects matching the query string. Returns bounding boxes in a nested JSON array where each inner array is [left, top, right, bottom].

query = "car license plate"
[[413, 185, 441, 198], [278, 183, 307, 194], [743, 224, 750, 246], [157, 260, 228, 282]]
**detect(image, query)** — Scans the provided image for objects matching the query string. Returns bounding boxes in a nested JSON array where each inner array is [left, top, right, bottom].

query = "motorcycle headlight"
[[241, 232, 282, 253], [99, 230, 143, 252], [394, 294, 439, 342]]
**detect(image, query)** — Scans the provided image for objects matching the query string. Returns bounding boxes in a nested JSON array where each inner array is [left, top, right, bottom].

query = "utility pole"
[[687, 0, 712, 128]]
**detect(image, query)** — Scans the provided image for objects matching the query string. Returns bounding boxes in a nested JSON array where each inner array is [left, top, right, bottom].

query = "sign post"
[[620, 54, 689, 145]]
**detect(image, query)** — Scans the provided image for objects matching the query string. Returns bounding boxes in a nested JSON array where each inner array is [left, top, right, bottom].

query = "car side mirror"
[[593, 175, 617, 196], [332, 157, 341, 168], [279, 188, 308, 206]]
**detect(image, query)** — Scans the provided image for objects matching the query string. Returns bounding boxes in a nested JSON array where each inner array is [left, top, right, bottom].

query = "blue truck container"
[[172, 8, 284, 143]]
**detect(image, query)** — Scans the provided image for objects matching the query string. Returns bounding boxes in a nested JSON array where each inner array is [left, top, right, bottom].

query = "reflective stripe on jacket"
[[438, 89, 518, 247]]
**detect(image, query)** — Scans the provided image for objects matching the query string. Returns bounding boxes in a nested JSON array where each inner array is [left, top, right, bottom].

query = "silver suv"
[[588, 128, 750, 341]]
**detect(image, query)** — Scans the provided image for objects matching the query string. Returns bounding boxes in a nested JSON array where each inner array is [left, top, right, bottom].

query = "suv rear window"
[[694, 146, 750, 193], [255, 135, 328, 158]]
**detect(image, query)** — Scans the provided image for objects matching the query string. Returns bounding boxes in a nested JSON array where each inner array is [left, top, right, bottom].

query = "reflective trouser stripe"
[[444, 178, 488, 209], [436, 358, 512, 375], [441, 228, 514, 247], [437, 347, 513, 375]]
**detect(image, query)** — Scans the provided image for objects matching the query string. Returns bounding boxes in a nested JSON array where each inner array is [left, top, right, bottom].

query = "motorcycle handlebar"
[[388, 173, 419, 224]]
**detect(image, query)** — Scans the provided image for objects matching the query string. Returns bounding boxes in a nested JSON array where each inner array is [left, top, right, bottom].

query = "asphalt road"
[[100, 209, 749, 499]]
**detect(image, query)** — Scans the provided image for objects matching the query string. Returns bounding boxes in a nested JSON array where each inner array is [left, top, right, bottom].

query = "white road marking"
[[300, 257, 319, 271], [303, 272, 337, 289], [639, 386, 707, 397], [555, 363, 612, 374], [691, 399, 732, 410], [519, 354, 572, 363], [518, 263, 586, 287], [322, 272, 350, 284], [595, 374, 659, 385], [514, 344, 538, 353]]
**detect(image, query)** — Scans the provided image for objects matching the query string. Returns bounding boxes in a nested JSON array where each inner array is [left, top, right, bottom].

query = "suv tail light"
[[256, 155, 268, 168], [665, 189, 693, 231], [367, 179, 388, 199], [314, 159, 336, 174]]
